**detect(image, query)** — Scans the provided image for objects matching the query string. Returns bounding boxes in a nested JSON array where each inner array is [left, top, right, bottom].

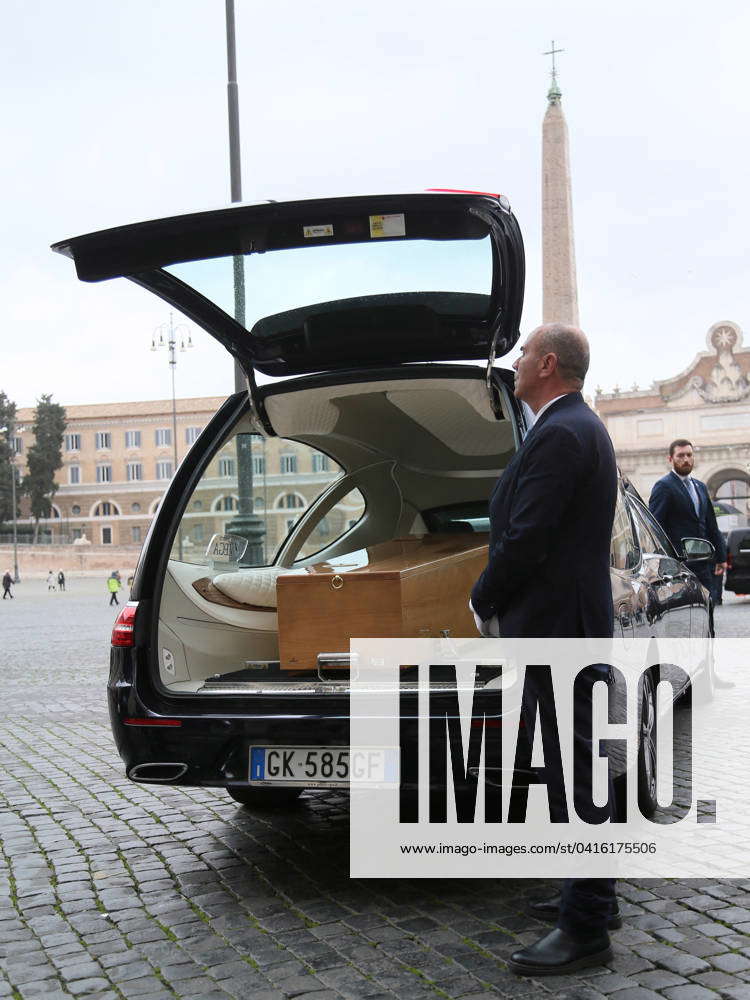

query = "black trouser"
[[2, 586, 11, 599], [109, 592, 119, 605], [523, 664, 617, 938]]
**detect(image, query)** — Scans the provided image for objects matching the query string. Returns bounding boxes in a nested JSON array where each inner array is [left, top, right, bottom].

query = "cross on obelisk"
[[543, 40, 564, 81]]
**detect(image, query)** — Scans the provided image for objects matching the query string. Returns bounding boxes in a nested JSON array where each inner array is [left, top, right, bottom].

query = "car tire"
[[637, 670, 658, 818], [226, 786, 303, 808]]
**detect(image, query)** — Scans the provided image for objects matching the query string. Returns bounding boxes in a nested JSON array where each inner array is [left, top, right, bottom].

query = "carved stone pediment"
[[661, 322, 750, 404]]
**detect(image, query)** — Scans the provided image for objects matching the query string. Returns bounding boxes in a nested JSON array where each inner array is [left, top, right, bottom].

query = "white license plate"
[[249, 746, 398, 786]]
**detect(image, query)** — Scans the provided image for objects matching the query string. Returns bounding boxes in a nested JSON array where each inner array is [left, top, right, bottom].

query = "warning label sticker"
[[303, 224, 334, 239], [369, 213, 406, 239]]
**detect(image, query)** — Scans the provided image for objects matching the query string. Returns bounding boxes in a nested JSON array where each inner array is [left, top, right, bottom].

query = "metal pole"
[[169, 313, 178, 474], [10, 455, 19, 583], [167, 314, 184, 561], [224, 0, 264, 565], [226, 0, 247, 393], [226, 0, 242, 206]]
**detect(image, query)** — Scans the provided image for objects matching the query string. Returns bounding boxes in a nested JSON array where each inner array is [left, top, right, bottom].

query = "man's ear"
[[539, 352, 557, 378]]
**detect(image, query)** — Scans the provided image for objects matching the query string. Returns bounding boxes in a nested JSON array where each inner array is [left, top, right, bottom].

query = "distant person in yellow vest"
[[107, 571, 121, 606]]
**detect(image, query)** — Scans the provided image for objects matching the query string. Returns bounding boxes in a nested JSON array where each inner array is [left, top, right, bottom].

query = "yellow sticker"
[[303, 224, 334, 238], [369, 213, 406, 239]]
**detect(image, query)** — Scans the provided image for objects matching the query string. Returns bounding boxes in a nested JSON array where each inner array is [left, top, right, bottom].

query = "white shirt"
[[529, 393, 569, 425]]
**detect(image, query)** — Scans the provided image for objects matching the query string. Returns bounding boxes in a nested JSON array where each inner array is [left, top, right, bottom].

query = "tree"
[[0, 391, 18, 526], [22, 395, 66, 543]]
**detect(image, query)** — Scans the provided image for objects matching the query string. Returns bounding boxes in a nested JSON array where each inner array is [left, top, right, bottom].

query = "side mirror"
[[681, 537, 715, 562]]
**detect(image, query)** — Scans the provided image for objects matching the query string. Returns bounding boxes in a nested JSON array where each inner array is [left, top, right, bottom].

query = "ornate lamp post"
[[151, 315, 193, 559]]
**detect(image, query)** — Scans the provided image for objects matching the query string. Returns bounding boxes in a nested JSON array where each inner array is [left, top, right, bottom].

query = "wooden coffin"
[[276, 533, 489, 670]]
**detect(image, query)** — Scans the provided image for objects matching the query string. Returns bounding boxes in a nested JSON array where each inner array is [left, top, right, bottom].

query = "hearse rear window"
[[165, 234, 492, 340]]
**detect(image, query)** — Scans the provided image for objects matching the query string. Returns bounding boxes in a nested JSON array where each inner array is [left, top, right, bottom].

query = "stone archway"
[[706, 468, 750, 521]]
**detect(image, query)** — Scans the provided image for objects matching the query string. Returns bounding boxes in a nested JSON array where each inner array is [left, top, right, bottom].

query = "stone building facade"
[[11, 396, 363, 561], [595, 321, 750, 525]]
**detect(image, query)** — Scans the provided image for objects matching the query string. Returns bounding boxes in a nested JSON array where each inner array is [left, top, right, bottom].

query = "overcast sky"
[[3, 0, 749, 411]]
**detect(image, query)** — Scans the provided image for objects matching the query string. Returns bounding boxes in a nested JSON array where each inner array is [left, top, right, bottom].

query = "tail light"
[[112, 601, 138, 647]]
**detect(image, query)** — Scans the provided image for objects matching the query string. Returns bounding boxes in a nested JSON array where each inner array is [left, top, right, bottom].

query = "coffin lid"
[[52, 191, 525, 377]]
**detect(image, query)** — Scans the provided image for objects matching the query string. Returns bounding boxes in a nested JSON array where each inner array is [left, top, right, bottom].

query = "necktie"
[[683, 477, 700, 517]]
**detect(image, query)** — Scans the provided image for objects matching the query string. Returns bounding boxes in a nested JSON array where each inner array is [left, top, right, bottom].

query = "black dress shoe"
[[530, 892, 623, 930], [714, 675, 735, 689], [509, 926, 612, 976]]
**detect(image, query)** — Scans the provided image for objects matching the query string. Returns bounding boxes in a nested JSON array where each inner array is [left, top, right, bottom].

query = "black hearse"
[[53, 192, 712, 813]]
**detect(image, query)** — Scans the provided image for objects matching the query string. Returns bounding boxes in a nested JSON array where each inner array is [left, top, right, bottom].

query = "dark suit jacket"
[[471, 392, 617, 638], [648, 471, 726, 563]]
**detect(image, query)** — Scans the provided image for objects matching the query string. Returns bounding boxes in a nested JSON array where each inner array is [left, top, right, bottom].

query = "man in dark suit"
[[471, 322, 619, 975], [648, 439, 727, 594]]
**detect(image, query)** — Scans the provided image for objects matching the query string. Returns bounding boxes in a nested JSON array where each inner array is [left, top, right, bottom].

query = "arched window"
[[276, 492, 305, 510], [213, 495, 239, 512], [92, 501, 121, 517]]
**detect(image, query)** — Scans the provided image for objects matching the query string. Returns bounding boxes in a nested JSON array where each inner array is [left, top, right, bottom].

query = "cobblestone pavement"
[[1, 579, 750, 1000]]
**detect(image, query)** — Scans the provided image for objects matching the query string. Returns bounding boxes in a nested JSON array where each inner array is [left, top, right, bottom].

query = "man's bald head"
[[533, 324, 590, 389], [512, 323, 591, 411]]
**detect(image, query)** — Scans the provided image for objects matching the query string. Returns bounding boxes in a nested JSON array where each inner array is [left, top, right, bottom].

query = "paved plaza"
[[1, 579, 750, 999]]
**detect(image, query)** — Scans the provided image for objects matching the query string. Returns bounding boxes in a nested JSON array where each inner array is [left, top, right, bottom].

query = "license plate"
[[249, 746, 398, 787]]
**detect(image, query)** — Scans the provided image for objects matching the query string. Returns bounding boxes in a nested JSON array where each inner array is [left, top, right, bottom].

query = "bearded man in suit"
[[648, 439, 727, 594], [470, 323, 620, 975]]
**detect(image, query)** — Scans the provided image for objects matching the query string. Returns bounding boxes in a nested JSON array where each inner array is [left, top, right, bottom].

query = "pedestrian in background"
[[2, 570, 12, 599], [107, 571, 121, 606], [649, 440, 727, 594], [649, 439, 733, 686], [57, 570, 66, 592], [47, 570, 56, 591]]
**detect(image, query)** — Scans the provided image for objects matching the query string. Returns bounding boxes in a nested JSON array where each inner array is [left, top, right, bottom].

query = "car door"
[[610, 488, 641, 638], [628, 490, 701, 647]]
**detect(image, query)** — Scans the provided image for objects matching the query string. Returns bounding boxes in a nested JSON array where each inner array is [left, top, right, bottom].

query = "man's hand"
[[714, 562, 727, 575], [469, 599, 501, 638]]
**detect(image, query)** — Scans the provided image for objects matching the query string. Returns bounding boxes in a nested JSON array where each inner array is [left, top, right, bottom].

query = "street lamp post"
[[10, 454, 19, 583], [151, 314, 192, 559], [1, 422, 23, 583]]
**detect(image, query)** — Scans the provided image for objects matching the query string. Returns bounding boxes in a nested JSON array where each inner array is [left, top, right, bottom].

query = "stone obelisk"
[[542, 43, 579, 326]]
